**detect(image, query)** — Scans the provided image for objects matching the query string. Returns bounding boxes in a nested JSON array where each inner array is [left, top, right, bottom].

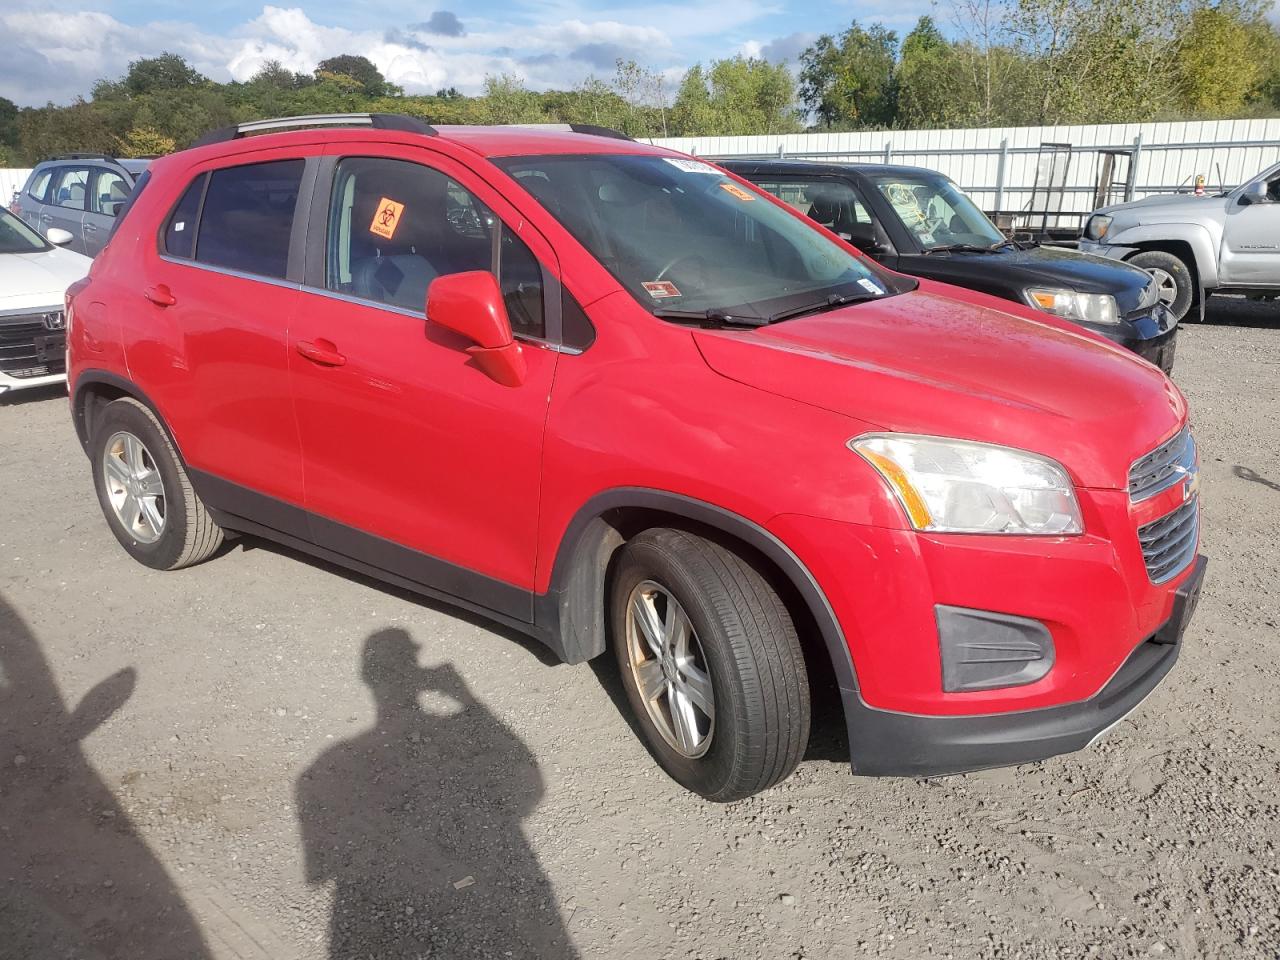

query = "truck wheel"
[[90, 397, 224, 570], [610, 528, 810, 802], [1128, 251, 1194, 321]]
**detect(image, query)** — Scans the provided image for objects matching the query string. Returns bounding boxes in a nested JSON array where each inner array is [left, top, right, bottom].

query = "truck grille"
[[0, 314, 66, 378], [1129, 426, 1196, 502], [1137, 496, 1199, 584]]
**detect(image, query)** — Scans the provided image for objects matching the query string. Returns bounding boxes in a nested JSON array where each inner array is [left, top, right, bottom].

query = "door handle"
[[296, 339, 346, 367], [40, 213, 52, 222], [83, 223, 98, 232], [143, 284, 177, 307]]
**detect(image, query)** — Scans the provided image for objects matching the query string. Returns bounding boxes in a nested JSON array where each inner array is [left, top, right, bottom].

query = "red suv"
[[67, 115, 1205, 801]]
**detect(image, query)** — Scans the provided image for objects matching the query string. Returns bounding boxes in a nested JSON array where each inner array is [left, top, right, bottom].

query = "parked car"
[[1079, 160, 1280, 321], [13, 154, 151, 258], [724, 160, 1179, 372], [66, 115, 1205, 801], [0, 206, 89, 394]]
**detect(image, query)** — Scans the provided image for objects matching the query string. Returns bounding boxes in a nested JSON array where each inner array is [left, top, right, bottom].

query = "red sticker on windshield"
[[642, 280, 682, 299]]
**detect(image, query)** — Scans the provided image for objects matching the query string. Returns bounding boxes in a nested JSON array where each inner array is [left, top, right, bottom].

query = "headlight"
[[850, 434, 1083, 535], [1025, 288, 1119, 325], [1084, 214, 1112, 240]]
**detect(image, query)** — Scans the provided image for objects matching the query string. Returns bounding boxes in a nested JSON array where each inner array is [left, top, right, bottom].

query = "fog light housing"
[[937, 606, 1055, 692]]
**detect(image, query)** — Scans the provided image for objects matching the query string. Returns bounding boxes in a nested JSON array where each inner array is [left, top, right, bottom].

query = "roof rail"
[[48, 152, 117, 162], [192, 113, 437, 148], [499, 123, 633, 141]]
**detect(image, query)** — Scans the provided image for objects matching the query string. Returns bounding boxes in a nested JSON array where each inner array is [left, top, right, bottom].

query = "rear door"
[[127, 150, 311, 534], [288, 145, 560, 619], [44, 165, 90, 248], [83, 167, 131, 257], [1219, 165, 1280, 285]]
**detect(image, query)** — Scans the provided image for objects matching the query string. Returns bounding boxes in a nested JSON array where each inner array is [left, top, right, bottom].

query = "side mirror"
[[1241, 182, 1270, 205], [45, 227, 74, 246], [426, 271, 527, 387]]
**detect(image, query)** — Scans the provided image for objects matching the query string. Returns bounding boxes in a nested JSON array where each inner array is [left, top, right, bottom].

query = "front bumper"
[[0, 369, 67, 394], [844, 554, 1205, 776], [1079, 304, 1178, 373]]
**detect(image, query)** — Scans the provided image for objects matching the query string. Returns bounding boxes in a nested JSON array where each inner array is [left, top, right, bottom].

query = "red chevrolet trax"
[[66, 115, 1206, 801]]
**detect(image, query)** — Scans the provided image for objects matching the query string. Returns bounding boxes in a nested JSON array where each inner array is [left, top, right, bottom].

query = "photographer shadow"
[[297, 628, 577, 960]]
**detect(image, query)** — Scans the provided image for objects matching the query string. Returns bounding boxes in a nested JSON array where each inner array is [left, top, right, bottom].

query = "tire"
[[610, 528, 810, 802], [1128, 250, 1195, 322], [90, 397, 223, 570]]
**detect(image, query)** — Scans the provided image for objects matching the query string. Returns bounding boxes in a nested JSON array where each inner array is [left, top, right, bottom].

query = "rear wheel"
[[610, 528, 810, 801], [1129, 250, 1195, 322], [90, 397, 223, 570]]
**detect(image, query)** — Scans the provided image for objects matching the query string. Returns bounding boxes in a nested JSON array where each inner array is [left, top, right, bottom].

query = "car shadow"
[[0, 593, 213, 959], [0, 382, 67, 406], [1200, 295, 1278, 329], [1233, 465, 1280, 492], [296, 628, 578, 959]]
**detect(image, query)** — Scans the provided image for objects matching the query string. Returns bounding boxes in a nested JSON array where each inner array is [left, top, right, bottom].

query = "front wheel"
[[1129, 250, 1195, 322], [90, 397, 224, 570], [610, 528, 810, 801]]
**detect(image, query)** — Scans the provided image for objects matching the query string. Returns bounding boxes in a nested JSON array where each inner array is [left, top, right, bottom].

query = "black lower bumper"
[[1096, 313, 1178, 373], [844, 555, 1206, 777]]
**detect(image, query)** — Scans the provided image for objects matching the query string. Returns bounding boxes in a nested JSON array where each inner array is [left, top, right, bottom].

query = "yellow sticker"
[[370, 197, 405, 239], [719, 182, 755, 202]]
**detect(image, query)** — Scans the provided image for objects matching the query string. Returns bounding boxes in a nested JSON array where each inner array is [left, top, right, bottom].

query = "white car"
[[0, 208, 90, 395]]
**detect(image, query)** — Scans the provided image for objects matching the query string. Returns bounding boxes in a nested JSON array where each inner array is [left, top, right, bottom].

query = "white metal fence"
[[2, 169, 32, 208], [654, 118, 1280, 231]]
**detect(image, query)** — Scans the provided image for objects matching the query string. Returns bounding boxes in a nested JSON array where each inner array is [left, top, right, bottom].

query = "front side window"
[[496, 154, 907, 323], [195, 159, 304, 280], [325, 157, 546, 337], [751, 177, 880, 245], [52, 167, 90, 210], [866, 172, 1004, 250], [93, 170, 130, 217], [0, 207, 49, 254]]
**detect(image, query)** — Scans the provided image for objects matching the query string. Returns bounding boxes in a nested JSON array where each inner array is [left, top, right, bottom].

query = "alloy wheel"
[[102, 431, 166, 544]]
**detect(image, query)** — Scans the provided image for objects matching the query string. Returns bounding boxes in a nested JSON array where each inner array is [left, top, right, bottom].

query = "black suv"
[[723, 160, 1179, 373], [14, 154, 151, 258]]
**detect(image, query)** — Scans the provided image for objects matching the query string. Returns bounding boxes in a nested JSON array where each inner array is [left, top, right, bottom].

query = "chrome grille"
[[1137, 496, 1199, 583], [0, 314, 66, 378], [1129, 427, 1196, 502]]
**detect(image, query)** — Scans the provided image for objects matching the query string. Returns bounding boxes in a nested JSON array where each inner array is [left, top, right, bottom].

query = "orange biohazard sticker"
[[369, 197, 405, 239], [719, 182, 755, 202]]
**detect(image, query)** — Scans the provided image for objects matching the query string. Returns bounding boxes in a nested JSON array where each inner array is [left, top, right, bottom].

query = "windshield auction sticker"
[[719, 182, 755, 202], [370, 197, 405, 240], [662, 158, 720, 175], [642, 280, 682, 299]]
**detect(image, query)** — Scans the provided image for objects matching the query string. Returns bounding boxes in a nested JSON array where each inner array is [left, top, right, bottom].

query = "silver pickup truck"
[[1079, 161, 1280, 321]]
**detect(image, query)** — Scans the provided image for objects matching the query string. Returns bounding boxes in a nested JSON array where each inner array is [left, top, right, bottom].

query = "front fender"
[[1106, 221, 1221, 288]]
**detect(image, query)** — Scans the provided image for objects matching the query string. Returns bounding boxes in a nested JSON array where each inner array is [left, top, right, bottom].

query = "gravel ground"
[[2, 298, 1278, 960]]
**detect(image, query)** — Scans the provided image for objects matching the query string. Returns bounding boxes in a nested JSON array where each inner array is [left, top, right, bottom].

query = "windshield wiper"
[[990, 237, 1040, 251], [651, 307, 769, 328], [923, 243, 1002, 255], [767, 291, 875, 324]]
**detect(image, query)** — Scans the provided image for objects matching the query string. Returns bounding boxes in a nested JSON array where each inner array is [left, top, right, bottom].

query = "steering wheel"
[[654, 254, 707, 282]]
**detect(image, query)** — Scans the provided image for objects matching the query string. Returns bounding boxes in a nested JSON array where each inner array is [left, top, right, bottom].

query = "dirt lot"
[[2, 298, 1278, 960]]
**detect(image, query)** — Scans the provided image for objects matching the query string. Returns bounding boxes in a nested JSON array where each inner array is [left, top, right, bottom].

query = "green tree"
[[671, 66, 717, 135], [315, 55, 392, 97], [799, 23, 899, 128], [121, 53, 208, 97], [1176, 3, 1273, 115], [0, 97, 19, 153], [117, 125, 177, 157], [479, 74, 546, 123]]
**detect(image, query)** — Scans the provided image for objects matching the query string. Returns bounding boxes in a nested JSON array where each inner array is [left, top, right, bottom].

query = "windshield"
[[0, 207, 50, 254], [494, 154, 905, 321], [867, 172, 1005, 250]]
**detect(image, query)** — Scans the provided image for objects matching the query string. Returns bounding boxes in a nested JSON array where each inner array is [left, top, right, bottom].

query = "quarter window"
[[325, 157, 546, 338], [195, 159, 304, 280], [27, 170, 52, 203], [164, 174, 206, 260]]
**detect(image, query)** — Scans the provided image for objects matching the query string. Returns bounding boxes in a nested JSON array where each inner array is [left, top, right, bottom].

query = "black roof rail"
[[47, 152, 117, 162], [192, 113, 437, 148], [498, 123, 633, 141]]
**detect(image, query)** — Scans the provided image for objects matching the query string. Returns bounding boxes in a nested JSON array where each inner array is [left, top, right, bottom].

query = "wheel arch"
[[1112, 223, 1218, 290], [73, 371, 184, 460], [537, 488, 860, 697]]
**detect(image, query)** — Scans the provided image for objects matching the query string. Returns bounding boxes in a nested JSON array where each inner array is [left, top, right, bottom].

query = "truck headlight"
[[1025, 288, 1119, 325], [850, 434, 1083, 535], [1084, 214, 1112, 240]]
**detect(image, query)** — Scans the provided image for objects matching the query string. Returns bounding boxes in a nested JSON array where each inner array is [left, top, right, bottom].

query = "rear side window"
[[52, 167, 91, 210], [27, 169, 53, 203], [195, 160, 304, 280], [93, 170, 131, 216], [108, 170, 151, 241], [163, 174, 206, 259]]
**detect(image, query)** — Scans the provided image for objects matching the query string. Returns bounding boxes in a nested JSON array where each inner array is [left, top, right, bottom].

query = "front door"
[[289, 149, 559, 621], [1219, 166, 1280, 285], [43, 166, 89, 247]]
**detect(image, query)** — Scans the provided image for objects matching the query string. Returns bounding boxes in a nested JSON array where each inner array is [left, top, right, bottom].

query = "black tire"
[[90, 397, 223, 570], [1128, 250, 1195, 322], [610, 528, 810, 801]]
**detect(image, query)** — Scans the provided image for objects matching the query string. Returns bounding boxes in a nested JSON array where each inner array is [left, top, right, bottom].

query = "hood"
[[1096, 192, 1225, 219], [692, 284, 1185, 490], [911, 244, 1152, 312], [0, 248, 91, 310]]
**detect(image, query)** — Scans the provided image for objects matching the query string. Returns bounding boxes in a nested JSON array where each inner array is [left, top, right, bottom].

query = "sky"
[[0, 0, 939, 107], [3, 0, 1279, 108]]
